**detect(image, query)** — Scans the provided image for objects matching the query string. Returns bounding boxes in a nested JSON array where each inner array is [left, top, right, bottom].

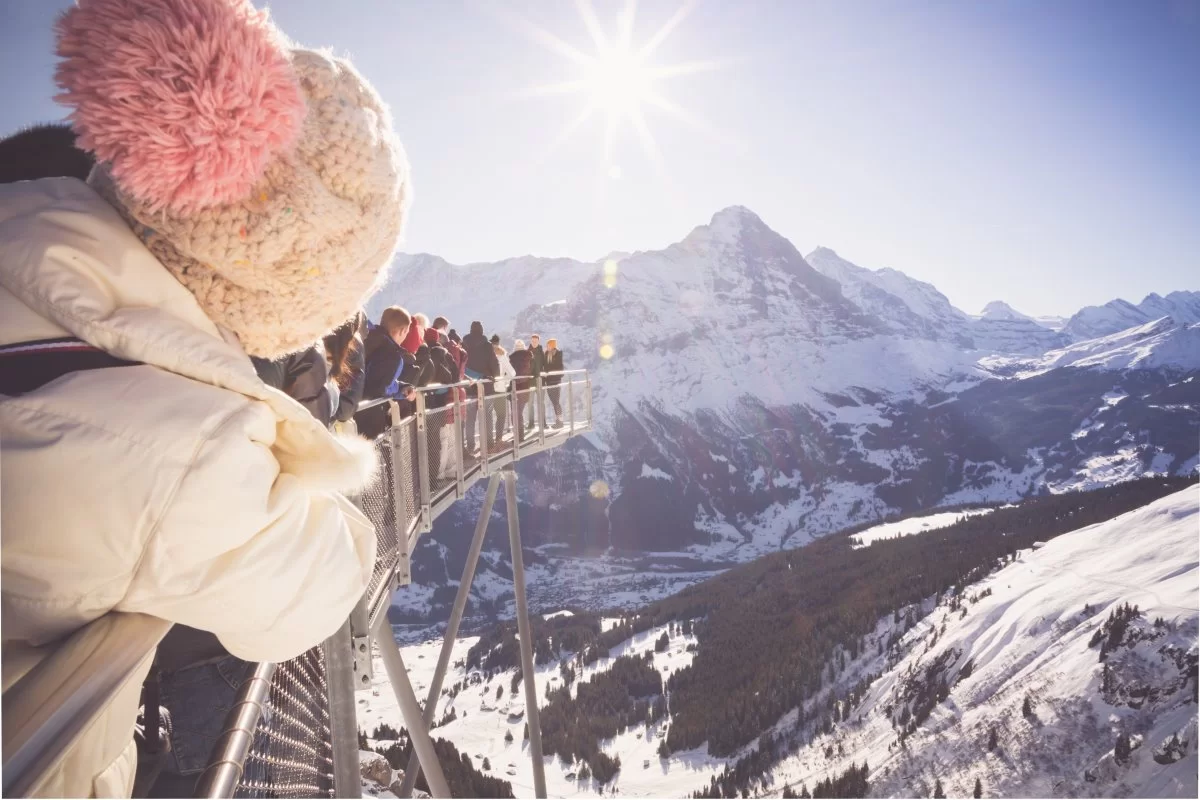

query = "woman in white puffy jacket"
[[0, 0, 411, 795]]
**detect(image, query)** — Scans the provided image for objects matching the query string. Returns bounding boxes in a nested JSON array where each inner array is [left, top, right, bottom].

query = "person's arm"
[[283, 346, 334, 426], [119, 402, 376, 661]]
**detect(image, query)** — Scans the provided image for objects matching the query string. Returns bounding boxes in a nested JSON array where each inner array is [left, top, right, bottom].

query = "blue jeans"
[[159, 656, 251, 776]]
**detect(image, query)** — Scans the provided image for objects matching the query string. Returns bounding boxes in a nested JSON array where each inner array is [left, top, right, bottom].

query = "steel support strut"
[[505, 469, 547, 798], [398, 474, 503, 797], [373, 615, 452, 798], [323, 619, 362, 798]]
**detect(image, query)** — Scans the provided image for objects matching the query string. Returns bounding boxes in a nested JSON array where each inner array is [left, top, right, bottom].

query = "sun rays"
[[507, 0, 732, 175]]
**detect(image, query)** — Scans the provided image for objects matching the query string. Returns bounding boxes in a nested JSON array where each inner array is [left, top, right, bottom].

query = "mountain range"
[[368, 207, 1199, 618]]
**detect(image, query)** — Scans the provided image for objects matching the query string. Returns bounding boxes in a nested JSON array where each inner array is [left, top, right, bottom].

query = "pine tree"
[[987, 725, 998, 751], [933, 778, 945, 798], [1022, 694, 1034, 718], [524, 722, 530, 741], [482, 757, 491, 771], [504, 729, 514, 744], [974, 777, 983, 798]]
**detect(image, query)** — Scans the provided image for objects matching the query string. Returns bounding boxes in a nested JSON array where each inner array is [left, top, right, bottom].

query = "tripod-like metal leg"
[[398, 474, 502, 797], [324, 619, 362, 798], [374, 616, 452, 798], [504, 470, 547, 798]]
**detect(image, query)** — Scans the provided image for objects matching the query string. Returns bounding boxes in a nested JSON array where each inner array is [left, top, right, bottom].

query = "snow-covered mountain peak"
[[680, 205, 780, 253], [980, 300, 1031, 321], [1063, 290, 1200, 343]]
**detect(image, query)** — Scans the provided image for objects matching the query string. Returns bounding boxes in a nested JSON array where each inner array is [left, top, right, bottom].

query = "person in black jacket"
[[526, 333, 545, 429], [509, 340, 533, 441], [251, 345, 334, 427], [544, 338, 565, 428], [357, 306, 418, 438], [461, 321, 499, 452], [324, 311, 367, 425]]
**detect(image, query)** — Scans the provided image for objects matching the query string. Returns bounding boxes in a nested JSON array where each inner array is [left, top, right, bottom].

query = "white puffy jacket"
[[0, 179, 379, 797]]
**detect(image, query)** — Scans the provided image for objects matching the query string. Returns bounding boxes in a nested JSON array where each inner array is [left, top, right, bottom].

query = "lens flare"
[[602, 258, 619, 288], [599, 343, 615, 360], [589, 479, 610, 499]]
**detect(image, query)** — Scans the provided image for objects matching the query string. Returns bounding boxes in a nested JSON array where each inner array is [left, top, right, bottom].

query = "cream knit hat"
[[54, 0, 410, 358]]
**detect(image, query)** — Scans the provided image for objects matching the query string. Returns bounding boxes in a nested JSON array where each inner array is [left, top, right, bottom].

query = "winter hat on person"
[[53, 0, 411, 358]]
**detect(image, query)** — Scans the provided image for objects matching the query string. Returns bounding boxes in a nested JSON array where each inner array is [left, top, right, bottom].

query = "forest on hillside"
[[652, 476, 1194, 759]]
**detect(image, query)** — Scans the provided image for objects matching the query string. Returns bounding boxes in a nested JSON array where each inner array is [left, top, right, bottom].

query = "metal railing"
[[200, 370, 592, 799], [0, 370, 590, 799]]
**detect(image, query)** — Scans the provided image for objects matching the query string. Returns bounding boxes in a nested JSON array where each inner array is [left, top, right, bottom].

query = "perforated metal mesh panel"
[[235, 648, 334, 799], [423, 403, 456, 501], [360, 434, 399, 611]]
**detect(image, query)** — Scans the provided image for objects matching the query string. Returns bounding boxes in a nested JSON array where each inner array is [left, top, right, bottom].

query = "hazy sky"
[[2, 0, 1197, 316]]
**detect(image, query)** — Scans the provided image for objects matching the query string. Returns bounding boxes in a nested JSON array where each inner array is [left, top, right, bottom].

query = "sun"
[[586, 43, 651, 116], [508, 1, 730, 174]]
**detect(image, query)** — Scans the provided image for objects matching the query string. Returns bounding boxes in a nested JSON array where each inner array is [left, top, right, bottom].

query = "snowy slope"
[[982, 318, 1200, 378], [359, 620, 721, 799], [767, 487, 1200, 798], [1062, 291, 1200, 343]]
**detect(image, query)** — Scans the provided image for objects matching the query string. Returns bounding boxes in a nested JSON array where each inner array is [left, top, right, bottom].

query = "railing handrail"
[[1, 613, 172, 798]]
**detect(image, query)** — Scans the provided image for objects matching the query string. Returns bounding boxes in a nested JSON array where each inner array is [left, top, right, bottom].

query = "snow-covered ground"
[[850, 508, 997, 548], [359, 619, 723, 798], [767, 487, 1199, 798]]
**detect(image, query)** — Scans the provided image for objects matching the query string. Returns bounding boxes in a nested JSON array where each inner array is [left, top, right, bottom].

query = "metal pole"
[[567, 378, 575, 434], [323, 619, 362, 799], [535, 375, 547, 448], [476, 381, 489, 467], [373, 618, 452, 799], [398, 474, 502, 797], [415, 391, 432, 533], [195, 662, 278, 798], [453, 388, 466, 494], [390, 403, 412, 585], [503, 470, 547, 798], [511, 383, 521, 461]]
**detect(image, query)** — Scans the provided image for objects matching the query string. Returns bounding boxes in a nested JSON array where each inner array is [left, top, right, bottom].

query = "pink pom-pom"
[[54, 0, 306, 214]]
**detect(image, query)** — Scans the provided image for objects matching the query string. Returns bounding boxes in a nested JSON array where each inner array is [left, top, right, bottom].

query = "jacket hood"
[[0, 178, 376, 492]]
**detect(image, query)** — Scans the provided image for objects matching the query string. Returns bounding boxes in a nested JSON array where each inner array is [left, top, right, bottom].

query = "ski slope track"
[[768, 487, 1199, 799], [379, 206, 1199, 616]]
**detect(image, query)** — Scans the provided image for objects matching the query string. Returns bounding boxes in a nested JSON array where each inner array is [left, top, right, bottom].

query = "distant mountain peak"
[[709, 205, 763, 225], [980, 300, 1032, 321]]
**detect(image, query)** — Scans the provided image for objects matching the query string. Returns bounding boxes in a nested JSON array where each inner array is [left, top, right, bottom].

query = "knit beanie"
[[53, 0, 410, 358]]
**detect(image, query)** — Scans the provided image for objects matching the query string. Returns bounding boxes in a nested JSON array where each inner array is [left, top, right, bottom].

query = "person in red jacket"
[[400, 312, 427, 355]]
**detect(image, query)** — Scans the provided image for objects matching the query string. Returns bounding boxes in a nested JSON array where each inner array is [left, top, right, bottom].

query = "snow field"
[[358, 618, 718, 798], [765, 487, 1198, 798]]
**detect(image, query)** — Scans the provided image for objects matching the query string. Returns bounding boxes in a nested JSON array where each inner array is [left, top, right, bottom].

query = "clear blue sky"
[[2, 0, 1197, 317]]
